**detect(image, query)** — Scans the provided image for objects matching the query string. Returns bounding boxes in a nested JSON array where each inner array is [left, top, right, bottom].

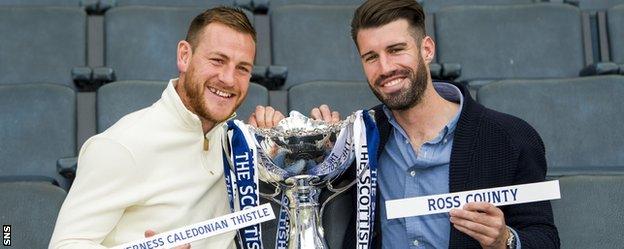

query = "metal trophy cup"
[[247, 111, 362, 249]]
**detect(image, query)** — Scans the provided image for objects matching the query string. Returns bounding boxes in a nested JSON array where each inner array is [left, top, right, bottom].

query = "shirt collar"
[[382, 82, 464, 144]]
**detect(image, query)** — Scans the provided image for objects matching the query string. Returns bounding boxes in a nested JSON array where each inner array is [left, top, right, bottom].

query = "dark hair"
[[185, 6, 256, 48], [351, 0, 426, 46]]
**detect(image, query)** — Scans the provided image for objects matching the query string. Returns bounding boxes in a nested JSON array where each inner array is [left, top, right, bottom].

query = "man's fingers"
[[449, 215, 498, 238], [144, 230, 157, 238], [248, 114, 258, 127], [174, 244, 191, 249], [319, 105, 332, 122], [463, 202, 502, 216], [310, 107, 322, 120], [254, 106, 267, 128], [272, 111, 285, 126], [331, 111, 340, 123], [452, 223, 497, 247]]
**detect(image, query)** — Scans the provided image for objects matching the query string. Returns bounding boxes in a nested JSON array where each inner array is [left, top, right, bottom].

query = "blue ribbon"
[[225, 121, 263, 249]]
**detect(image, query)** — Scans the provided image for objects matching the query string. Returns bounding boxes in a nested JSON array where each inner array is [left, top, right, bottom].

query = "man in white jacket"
[[49, 6, 282, 249]]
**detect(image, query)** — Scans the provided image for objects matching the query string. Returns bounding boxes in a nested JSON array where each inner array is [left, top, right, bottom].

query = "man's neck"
[[391, 82, 460, 149]]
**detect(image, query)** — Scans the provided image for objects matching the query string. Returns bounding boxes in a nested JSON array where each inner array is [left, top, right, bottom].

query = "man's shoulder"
[[477, 105, 544, 151]]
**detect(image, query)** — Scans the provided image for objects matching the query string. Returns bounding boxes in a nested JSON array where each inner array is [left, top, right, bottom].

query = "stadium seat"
[[0, 181, 66, 249], [97, 81, 269, 132], [269, 0, 363, 7], [421, 0, 535, 13], [551, 175, 624, 249], [0, 7, 86, 88], [477, 76, 624, 175], [271, 5, 365, 89], [104, 6, 253, 81], [569, 0, 624, 10], [288, 81, 379, 116], [434, 3, 585, 84], [608, 4, 624, 63], [0, 0, 84, 7], [0, 84, 76, 190], [101, 0, 234, 7]]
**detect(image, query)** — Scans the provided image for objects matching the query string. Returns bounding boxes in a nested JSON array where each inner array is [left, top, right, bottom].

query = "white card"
[[385, 180, 560, 219], [112, 203, 275, 249]]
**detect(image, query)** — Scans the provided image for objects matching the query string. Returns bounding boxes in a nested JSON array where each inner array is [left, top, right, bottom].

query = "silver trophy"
[[245, 111, 365, 249]]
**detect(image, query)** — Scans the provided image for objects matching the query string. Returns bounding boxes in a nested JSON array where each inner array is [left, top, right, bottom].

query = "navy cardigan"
[[342, 82, 560, 249]]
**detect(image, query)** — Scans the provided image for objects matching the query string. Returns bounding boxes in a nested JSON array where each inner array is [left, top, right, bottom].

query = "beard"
[[369, 59, 429, 111], [183, 65, 240, 124]]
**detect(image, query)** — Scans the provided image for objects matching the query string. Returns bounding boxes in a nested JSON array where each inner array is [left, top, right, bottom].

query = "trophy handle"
[[319, 177, 357, 229], [259, 184, 290, 210]]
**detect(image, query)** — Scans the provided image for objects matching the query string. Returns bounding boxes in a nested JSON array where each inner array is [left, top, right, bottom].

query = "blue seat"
[[271, 5, 365, 89], [477, 76, 624, 175], [608, 4, 624, 63], [0, 7, 86, 88], [0, 84, 76, 189], [435, 3, 585, 84], [0, 181, 67, 248], [551, 175, 624, 249]]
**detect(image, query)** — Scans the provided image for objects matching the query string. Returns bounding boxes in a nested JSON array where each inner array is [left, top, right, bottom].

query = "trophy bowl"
[[247, 111, 361, 249]]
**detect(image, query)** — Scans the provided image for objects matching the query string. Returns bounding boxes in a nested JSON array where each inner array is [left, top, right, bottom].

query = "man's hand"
[[144, 230, 190, 249], [248, 106, 285, 128], [449, 202, 510, 249], [310, 104, 340, 123]]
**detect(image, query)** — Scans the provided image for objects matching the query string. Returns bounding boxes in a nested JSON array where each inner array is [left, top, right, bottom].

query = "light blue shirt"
[[379, 82, 461, 249]]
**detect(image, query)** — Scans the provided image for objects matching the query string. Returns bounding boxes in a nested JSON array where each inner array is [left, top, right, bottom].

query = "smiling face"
[[176, 22, 256, 125], [356, 19, 433, 110]]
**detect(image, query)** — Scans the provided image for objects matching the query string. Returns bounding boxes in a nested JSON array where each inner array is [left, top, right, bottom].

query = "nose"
[[378, 54, 396, 76], [218, 64, 236, 87]]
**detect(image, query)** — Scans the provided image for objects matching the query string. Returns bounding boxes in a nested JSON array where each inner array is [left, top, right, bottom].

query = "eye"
[[209, 58, 224, 65], [365, 54, 378, 63], [237, 65, 251, 74], [388, 47, 402, 54]]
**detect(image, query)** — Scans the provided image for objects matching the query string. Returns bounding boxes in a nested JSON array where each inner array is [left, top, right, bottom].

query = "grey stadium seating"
[[101, 0, 234, 7], [271, 5, 365, 89], [477, 75, 624, 175], [97, 81, 269, 132], [0, 84, 76, 190], [551, 175, 624, 249], [104, 6, 252, 82], [570, 0, 624, 10], [288, 81, 379, 116], [269, 0, 363, 7], [608, 4, 624, 63], [434, 3, 585, 84], [420, 0, 535, 13], [0, 0, 84, 6], [0, 7, 86, 88], [0, 181, 66, 249]]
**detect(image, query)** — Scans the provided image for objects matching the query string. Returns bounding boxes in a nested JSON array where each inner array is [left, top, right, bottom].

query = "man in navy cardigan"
[[320, 0, 560, 248]]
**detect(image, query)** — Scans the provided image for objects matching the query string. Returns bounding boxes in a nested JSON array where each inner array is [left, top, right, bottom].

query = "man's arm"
[[49, 137, 143, 249], [502, 125, 560, 249]]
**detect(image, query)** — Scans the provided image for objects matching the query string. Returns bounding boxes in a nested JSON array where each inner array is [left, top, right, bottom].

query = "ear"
[[420, 36, 435, 64], [177, 40, 192, 73]]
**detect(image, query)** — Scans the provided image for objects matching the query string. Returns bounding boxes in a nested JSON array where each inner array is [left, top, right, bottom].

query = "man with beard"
[[331, 0, 560, 248], [50, 7, 284, 249]]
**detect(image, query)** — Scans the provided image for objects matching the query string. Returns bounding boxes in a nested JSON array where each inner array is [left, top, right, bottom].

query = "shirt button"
[[443, 138, 448, 143], [413, 239, 419, 246], [405, 139, 409, 144], [410, 170, 416, 177]]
